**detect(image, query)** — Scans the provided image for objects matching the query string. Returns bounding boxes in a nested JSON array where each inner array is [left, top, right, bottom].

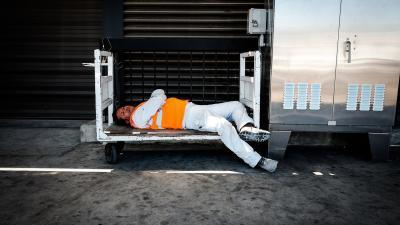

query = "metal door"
[[270, 0, 341, 125], [333, 0, 400, 126]]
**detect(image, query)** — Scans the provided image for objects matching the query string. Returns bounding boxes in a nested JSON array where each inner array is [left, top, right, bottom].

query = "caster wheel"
[[116, 141, 125, 153], [105, 143, 119, 164]]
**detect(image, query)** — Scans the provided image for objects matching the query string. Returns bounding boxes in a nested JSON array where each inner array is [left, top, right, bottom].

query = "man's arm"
[[131, 89, 166, 128]]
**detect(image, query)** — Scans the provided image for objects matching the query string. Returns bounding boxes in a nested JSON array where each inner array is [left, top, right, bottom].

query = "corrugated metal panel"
[[120, 0, 267, 108], [123, 0, 267, 38], [121, 50, 245, 105], [0, 0, 102, 119]]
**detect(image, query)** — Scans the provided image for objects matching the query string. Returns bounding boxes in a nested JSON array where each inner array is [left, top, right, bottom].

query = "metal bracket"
[[91, 49, 114, 141]]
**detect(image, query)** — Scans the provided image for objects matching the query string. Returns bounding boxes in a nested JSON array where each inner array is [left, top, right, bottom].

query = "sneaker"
[[257, 157, 278, 173], [239, 126, 271, 142]]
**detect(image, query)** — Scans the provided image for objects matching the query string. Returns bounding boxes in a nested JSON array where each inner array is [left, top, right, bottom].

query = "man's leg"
[[204, 101, 253, 130], [184, 104, 278, 172], [184, 105, 260, 167], [205, 101, 270, 142]]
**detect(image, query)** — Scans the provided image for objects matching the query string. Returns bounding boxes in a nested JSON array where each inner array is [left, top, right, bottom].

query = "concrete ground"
[[0, 126, 399, 225]]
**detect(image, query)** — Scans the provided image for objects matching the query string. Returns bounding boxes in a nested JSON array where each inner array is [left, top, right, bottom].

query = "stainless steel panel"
[[270, 0, 341, 125], [333, 0, 400, 126]]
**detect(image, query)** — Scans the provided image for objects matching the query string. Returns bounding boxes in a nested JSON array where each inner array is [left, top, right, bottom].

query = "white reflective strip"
[[0, 168, 113, 173], [313, 171, 323, 176]]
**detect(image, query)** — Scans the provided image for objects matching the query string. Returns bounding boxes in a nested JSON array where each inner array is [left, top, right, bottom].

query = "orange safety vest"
[[130, 98, 188, 130]]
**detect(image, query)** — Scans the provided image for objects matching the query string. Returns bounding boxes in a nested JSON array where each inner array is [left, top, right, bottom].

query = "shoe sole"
[[239, 131, 270, 143]]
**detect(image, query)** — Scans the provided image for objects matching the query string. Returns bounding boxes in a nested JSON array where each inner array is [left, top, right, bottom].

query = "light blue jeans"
[[183, 101, 262, 167]]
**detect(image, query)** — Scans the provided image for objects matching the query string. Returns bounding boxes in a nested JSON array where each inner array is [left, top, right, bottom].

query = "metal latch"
[[328, 121, 336, 126]]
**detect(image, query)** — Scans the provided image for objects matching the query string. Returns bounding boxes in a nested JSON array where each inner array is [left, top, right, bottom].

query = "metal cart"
[[84, 48, 262, 163]]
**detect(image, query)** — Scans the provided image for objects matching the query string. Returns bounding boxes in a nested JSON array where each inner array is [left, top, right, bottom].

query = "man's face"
[[116, 106, 135, 124]]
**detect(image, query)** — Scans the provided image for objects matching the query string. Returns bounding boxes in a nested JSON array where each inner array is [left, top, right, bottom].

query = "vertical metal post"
[[94, 49, 103, 139], [107, 54, 114, 126], [368, 132, 391, 161], [253, 51, 261, 128], [239, 51, 261, 128], [239, 53, 246, 109]]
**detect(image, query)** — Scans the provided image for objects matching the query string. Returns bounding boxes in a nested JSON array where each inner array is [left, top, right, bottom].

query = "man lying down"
[[114, 89, 278, 173]]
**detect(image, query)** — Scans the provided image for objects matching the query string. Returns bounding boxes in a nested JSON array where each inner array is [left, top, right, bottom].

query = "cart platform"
[[104, 124, 218, 137]]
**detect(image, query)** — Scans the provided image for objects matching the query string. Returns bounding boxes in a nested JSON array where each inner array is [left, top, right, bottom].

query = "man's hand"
[[150, 89, 166, 98]]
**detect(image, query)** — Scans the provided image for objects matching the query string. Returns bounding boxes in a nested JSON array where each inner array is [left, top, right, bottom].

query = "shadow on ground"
[[0, 127, 399, 225]]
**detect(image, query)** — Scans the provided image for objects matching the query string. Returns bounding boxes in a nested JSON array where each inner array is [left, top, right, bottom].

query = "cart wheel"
[[105, 143, 119, 164], [116, 141, 125, 153]]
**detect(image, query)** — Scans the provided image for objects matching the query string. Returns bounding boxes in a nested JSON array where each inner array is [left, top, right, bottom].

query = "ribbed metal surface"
[[121, 51, 243, 104], [120, 0, 267, 108], [124, 0, 267, 38], [0, 1, 102, 119], [111, 38, 259, 107]]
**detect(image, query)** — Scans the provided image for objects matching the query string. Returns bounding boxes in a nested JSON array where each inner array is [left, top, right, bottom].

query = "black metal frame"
[[101, 37, 259, 52]]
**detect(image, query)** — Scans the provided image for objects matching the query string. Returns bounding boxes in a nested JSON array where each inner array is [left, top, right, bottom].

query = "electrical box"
[[268, 0, 400, 161], [247, 8, 267, 34]]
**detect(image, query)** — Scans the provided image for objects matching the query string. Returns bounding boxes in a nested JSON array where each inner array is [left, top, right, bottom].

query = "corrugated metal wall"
[[123, 1, 267, 38], [118, 41, 258, 106], [0, 0, 102, 119], [120, 0, 268, 108]]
